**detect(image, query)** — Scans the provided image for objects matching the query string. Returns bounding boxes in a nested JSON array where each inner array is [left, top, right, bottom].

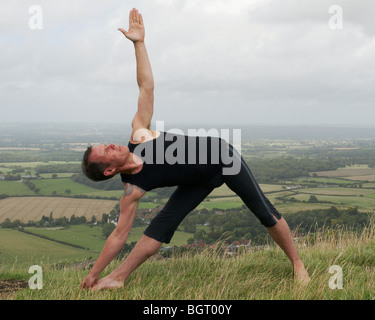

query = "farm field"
[[24, 225, 191, 252], [25, 225, 106, 253], [0, 197, 117, 223], [2, 165, 375, 222], [208, 183, 285, 197], [32, 178, 100, 196], [0, 225, 194, 269], [0, 161, 80, 168], [0, 228, 96, 269], [0, 181, 36, 196], [310, 165, 375, 180]]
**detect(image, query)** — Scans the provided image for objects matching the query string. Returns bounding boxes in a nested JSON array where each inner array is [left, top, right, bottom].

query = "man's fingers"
[[133, 8, 139, 23], [129, 9, 133, 25], [131, 8, 137, 23]]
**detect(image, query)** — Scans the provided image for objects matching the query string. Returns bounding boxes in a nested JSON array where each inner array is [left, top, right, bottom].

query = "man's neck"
[[119, 153, 143, 175]]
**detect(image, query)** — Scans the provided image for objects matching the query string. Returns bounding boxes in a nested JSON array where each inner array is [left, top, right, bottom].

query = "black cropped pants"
[[144, 145, 282, 244]]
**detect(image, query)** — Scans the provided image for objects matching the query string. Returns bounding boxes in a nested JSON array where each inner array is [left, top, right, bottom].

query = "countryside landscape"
[[1, 122, 375, 300]]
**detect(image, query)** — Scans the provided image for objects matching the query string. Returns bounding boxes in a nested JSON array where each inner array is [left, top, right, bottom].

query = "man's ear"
[[103, 167, 117, 177]]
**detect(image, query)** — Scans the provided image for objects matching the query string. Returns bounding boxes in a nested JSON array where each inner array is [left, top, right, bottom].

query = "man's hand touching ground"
[[80, 273, 99, 289], [118, 8, 145, 43]]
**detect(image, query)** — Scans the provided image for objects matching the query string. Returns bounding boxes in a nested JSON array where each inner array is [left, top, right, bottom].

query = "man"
[[80, 8, 309, 291]]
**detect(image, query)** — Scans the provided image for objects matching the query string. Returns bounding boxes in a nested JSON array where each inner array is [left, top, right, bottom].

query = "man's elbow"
[[112, 227, 130, 242], [139, 84, 154, 94]]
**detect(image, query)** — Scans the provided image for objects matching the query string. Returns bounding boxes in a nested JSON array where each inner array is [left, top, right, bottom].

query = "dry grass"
[[7, 219, 375, 300]]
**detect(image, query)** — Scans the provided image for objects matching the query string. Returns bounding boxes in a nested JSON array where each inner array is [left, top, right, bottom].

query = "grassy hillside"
[[2, 221, 375, 300]]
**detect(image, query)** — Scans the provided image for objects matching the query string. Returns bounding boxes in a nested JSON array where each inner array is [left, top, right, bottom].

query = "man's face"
[[89, 144, 130, 174]]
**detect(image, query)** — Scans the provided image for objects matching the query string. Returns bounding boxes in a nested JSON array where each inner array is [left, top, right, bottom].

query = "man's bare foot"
[[293, 260, 310, 285], [90, 275, 124, 291]]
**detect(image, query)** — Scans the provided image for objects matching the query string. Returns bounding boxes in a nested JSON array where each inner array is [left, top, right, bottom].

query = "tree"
[[11, 219, 22, 229], [102, 223, 116, 238], [70, 214, 77, 225], [182, 219, 196, 233], [194, 229, 206, 242], [101, 213, 109, 224], [1, 218, 12, 228], [91, 215, 97, 224]]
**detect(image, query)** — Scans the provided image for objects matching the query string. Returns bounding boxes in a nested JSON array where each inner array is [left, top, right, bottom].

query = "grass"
[[198, 200, 244, 210], [25, 225, 106, 253], [0, 228, 96, 269], [0, 224, 193, 270], [5, 220, 375, 300], [24, 225, 192, 252], [0, 181, 36, 196], [32, 178, 99, 195]]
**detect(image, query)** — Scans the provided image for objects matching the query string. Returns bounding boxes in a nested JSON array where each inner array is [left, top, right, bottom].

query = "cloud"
[[1, 0, 374, 126]]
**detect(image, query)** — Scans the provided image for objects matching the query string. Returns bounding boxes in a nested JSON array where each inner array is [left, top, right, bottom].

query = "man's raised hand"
[[118, 8, 145, 43]]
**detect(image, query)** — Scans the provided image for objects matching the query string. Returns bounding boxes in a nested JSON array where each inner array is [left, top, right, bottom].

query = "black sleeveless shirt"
[[120, 131, 225, 191]]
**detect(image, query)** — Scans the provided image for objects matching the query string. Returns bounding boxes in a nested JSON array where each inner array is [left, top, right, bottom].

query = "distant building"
[[21, 175, 38, 180], [286, 185, 303, 190]]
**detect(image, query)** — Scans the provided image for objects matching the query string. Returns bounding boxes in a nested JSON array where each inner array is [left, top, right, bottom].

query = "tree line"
[[179, 205, 372, 245]]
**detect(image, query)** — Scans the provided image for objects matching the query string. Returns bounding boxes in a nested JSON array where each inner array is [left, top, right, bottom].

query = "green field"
[[25, 225, 106, 253], [0, 228, 95, 269], [295, 177, 358, 185], [198, 200, 244, 210], [2, 163, 375, 219], [2, 161, 375, 274], [0, 224, 194, 270], [39, 173, 74, 179], [0, 181, 36, 196], [32, 178, 100, 196]]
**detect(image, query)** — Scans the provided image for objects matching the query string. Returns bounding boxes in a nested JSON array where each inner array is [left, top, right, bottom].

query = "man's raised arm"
[[119, 8, 154, 133]]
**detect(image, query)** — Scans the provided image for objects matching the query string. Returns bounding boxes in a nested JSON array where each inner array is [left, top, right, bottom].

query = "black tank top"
[[120, 131, 225, 191]]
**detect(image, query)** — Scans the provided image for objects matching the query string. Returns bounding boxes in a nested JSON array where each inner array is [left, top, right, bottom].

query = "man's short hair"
[[81, 146, 114, 182]]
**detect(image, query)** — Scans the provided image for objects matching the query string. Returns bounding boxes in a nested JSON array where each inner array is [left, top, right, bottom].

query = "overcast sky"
[[1, 0, 374, 127]]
